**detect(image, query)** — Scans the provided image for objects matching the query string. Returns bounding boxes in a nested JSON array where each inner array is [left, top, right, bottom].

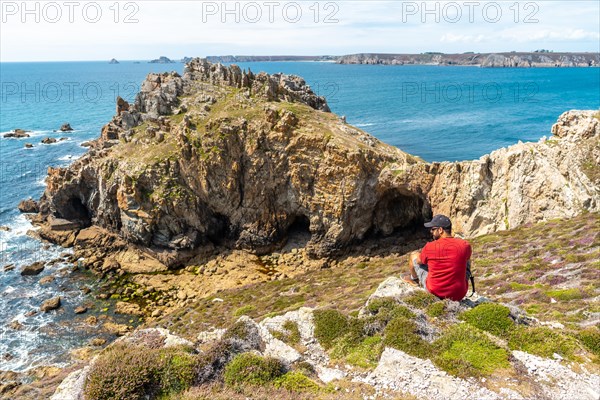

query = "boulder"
[[24, 143, 33, 148], [0, 226, 10, 231], [21, 261, 45, 276], [74, 306, 87, 314], [41, 296, 61, 312], [3, 129, 30, 138], [41, 137, 57, 144], [39, 275, 56, 285], [60, 123, 73, 132], [18, 198, 39, 213]]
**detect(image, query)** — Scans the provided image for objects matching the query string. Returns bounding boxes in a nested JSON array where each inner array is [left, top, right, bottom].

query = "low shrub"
[[273, 371, 320, 392], [84, 344, 198, 400], [223, 353, 285, 386], [364, 298, 414, 334], [313, 309, 348, 349], [383, 317, 431, 358], [426, 302, 446, 318], [343, 336, 384, 368], [404, 291, 438, 309], [271, 320, 302, 345], [459, 303, 514, 336], [233, 305, 256, 317], [433, 324, 510, 378], [577, 328, 600, 357], [508, 326, 577, 359]]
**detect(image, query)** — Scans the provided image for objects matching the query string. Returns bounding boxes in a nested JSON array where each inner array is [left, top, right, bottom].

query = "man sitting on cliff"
[[405, 214, 472, 301]]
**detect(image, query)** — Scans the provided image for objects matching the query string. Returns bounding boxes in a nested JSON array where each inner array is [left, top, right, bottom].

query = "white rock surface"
[[512, 350, 600, 400], [50, 366, 90, 400], [356, 347, 503, 400]]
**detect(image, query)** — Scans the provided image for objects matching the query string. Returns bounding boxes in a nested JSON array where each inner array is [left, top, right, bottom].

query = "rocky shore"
[[5, 58, 599, 399]]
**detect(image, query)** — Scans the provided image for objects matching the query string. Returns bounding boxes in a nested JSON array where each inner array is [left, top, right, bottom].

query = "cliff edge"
[[32, 59, 599, 265]]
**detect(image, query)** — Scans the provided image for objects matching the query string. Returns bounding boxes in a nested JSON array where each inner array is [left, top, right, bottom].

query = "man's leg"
[[409, 251, 429, 289], [408, 251, 420, 280]]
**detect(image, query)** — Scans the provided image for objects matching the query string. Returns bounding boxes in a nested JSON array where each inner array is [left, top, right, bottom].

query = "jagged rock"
[[41, 137, 57, 144], [8, 320, 23, 330], [18, 198, 39, 213], [39, 275, 55, 285], [21, 261, 45, 276], [3, 264, 15, 272], [40, 296, 61, 312], [74, 306, 87, 314], [103, 322, 131, 336], [0, 225, 10, 231], [401, 110, 600, 236], [32, 59, 600, 260], [3, 129, 30, 138], [60, 123, 73, 132], [24, 143, 33, 148], [114, 301, 143, 315]]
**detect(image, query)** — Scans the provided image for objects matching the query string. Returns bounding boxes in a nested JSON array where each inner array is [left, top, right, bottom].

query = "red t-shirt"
[[420, 237, 471, 301]]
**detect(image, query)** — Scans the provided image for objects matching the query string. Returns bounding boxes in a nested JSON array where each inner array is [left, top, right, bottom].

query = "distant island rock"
[[3, 129, 31, 138], [181, 56, 193, 63], [336, 52, 600, 67], [109, 58, 119, 64], [149, 56, 175, 64], [59, 123, 73, 132], [205, 55, 337, 63]]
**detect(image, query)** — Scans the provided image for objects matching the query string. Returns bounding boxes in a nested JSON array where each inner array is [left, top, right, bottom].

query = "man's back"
[[421, 237, 471, 301]]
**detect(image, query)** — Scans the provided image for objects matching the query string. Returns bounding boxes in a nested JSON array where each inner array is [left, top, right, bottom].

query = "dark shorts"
[[412, 258, 429, 290]]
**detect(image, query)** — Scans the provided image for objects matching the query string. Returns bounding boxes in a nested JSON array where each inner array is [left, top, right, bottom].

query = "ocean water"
[[0, 61, 598, 371]]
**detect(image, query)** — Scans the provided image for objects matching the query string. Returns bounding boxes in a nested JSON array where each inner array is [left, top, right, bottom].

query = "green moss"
[[383, 317, 431, 358], [271, 320, 301, 345], [577, 328, 600, 357], [404, 291, 438, 309], [510, 282, 534, 291], [433, 324, 510, 378], [223, 353, 285, 387], [313, 309, 348, 349], [426, 301, 446, 318], [273, 371, 320, 392], [233, 305, 256, 317], [459, 303, 515, 337], [546, 288, 586, 301], [343, 336, 384, 368], [508, 326, 577, 359]]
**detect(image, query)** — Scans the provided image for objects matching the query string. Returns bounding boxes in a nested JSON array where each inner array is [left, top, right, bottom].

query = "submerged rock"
[[3, 129, 30, 138], [40, 296, 61, 312], [41, 137, 57, 144], [21, 261, 45, 276]]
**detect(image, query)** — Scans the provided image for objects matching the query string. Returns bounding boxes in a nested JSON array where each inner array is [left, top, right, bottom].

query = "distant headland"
[[204, 52, 599, 67]]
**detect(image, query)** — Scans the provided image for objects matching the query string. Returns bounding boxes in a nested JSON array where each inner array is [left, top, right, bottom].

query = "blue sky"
[[1, 1, 599, 61]]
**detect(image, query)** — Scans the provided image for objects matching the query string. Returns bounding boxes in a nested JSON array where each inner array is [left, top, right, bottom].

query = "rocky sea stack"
[[31, 58, 599, 268]]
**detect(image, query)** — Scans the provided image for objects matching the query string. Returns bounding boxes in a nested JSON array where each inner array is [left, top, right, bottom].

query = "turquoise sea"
[[0, 60, 599, 371]]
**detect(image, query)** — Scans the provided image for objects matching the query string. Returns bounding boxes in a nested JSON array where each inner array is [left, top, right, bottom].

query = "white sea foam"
[[354, 123, 375, 127]]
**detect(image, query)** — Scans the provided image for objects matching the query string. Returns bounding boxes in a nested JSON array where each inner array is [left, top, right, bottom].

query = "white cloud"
[[0, 1, 598, 61]]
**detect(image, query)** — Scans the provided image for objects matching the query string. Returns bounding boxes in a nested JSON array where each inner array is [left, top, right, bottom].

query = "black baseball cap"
[[424, 214, 452, 228]]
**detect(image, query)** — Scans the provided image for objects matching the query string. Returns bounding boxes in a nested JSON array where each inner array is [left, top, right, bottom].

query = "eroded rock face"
[[33, 58, 599, 259], [36, 59, 425, 258], [396, 110, 600, 237]]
